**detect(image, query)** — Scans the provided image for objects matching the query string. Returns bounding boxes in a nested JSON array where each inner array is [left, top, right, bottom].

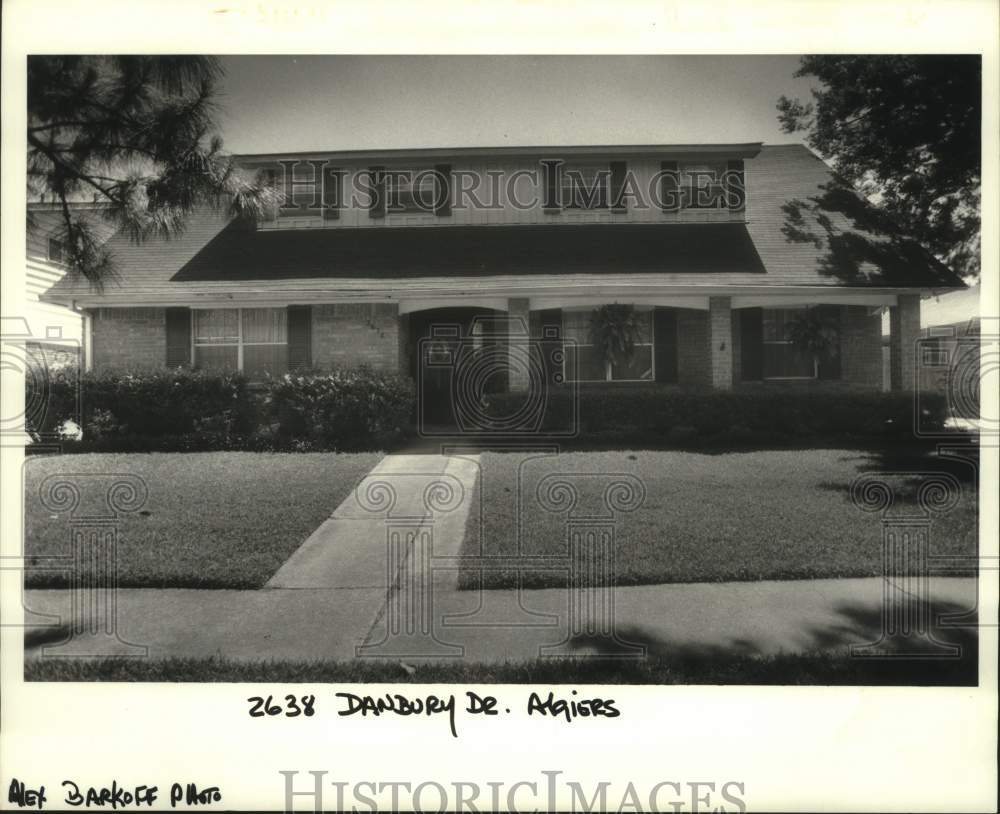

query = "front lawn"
[[24, 649, 977, 685], [458, 447, 978, 588], [24, 452, 382, 588]]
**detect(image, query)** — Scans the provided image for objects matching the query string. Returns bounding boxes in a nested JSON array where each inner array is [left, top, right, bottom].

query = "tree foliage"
[[777, 55, 980, 280], [27, 56, 277, 286]]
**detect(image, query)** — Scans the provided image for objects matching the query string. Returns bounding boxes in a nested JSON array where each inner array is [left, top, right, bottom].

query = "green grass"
[[458, 447, 978, 589], [23, 452, 382, 588], [23, 651, 976, 686]]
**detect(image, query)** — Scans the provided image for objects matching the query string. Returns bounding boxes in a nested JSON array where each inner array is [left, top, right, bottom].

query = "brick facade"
[[90, 307, 166, 371], [312, 303, 401, 372], [840, 305, 883, 388], [889, 294, 921, 391], [708, 297, 734, 390], [507, 297, 531, 391], [87, 301, 891, 392], [676, 308, 710, 388]]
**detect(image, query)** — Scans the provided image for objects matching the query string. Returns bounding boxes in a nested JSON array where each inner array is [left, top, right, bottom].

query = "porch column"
[[708, 296, 733, 390], [507, 297, 530, 392], [889, 294, 921, 391]]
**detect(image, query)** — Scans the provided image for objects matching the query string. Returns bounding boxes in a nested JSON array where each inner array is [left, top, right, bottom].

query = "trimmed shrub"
[[484, 385, 950, 445], [27, 367, 414, 452], [264, 368, 414, 451], [32, 368, 255, 442]]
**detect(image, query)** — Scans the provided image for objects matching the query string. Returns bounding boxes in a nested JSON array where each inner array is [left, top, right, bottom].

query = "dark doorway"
[[408, 307, 508, 428]]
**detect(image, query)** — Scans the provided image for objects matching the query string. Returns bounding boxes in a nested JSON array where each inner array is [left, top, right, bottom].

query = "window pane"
[[195, 345, 238, 371], [611, 345, 653, 381], [244, 345, 288, 377], [633, 309, 653, 343], [564, 344, 605, 381], [242, 308, 287, 344], [194, 309, 239, 344], [562, 311, 593, 344], [763, 343, 815, 378]]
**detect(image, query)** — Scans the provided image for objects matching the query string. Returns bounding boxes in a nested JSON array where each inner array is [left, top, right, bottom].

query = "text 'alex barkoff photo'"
[[2, 30, 997, 814]]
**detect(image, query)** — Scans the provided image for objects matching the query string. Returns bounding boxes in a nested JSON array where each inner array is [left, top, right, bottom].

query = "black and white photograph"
[[2, 2, 997, 812]]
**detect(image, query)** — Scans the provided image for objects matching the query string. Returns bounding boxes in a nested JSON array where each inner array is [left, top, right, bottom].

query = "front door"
[[409, 308, 505, 428]]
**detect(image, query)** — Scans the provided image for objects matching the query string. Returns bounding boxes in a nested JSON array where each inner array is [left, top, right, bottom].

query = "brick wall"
[[889, 294, 921, 391], [732, 309, 743, 383], [90, 307, 166, 371], [676, 308, 710, 388], [312, 303, 401, 372], [840, 305, 883, 388], [708, 297, 733, 389]]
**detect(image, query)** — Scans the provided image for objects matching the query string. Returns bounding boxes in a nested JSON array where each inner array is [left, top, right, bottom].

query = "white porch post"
[[708, 296, 733, 390], [507, 297, 530, 392], [889, 294, 921, 391]]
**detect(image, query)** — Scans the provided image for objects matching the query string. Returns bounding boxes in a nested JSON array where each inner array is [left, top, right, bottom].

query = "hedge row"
[[483, 385, 950, 444], [27, 372, 951, 453], [28, 368, 414, 452]]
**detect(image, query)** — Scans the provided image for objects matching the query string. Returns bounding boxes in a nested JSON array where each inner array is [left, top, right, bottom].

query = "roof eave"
[[235, 142, 765, 165]]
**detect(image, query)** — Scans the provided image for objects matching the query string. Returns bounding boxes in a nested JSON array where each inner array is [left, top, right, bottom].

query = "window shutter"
[[539, 308, 563, 385], [660, 160, 679, 213], [368, 166, 385, 219], [165, 307, 192, 368], [725, 159, 746, 212], [287, 306, 313, 371], [816, 305, 842, 380], [434, 164, 452, 216], [323, 166, 341, 221], [740, 307, 763, 381], [653, 307, 678, 383], [610, 161, 628, 213]]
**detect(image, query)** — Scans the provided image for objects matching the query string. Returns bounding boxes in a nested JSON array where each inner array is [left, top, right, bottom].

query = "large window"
[[762, 308, 817, 379], [561, 164, 610, 210], [562, 307, 654, 382], [193, 308, 288, 376]]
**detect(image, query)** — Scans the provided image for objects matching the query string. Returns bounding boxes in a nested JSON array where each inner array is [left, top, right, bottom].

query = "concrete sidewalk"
[[22, 576, 977, 663]]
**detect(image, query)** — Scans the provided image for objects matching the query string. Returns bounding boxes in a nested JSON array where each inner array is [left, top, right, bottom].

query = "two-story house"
[[41, 142, 965, 423]]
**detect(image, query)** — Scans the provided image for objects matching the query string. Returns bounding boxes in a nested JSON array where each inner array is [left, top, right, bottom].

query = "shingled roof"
[[171, 222, 765, 281], [43, 144, 965, 304]]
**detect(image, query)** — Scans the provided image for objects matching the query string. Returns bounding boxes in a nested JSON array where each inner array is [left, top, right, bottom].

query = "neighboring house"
[[41, 143, 965, 421], [25, 202, 113, 370], [881, 284, 981, 412]]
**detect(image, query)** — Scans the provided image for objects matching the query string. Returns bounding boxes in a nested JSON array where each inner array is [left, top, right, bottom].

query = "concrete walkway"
[[266, 453, 480, 590], [22, 576, 977, 662]]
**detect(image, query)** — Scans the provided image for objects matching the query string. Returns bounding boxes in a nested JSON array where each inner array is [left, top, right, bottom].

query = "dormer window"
[[560, 163, 610, 209], [681, 163, 726, 209], [387, 169, 439, 213]]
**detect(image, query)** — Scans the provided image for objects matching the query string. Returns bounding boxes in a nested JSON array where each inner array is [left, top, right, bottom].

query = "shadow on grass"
[[569, 598, 977, 686]]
